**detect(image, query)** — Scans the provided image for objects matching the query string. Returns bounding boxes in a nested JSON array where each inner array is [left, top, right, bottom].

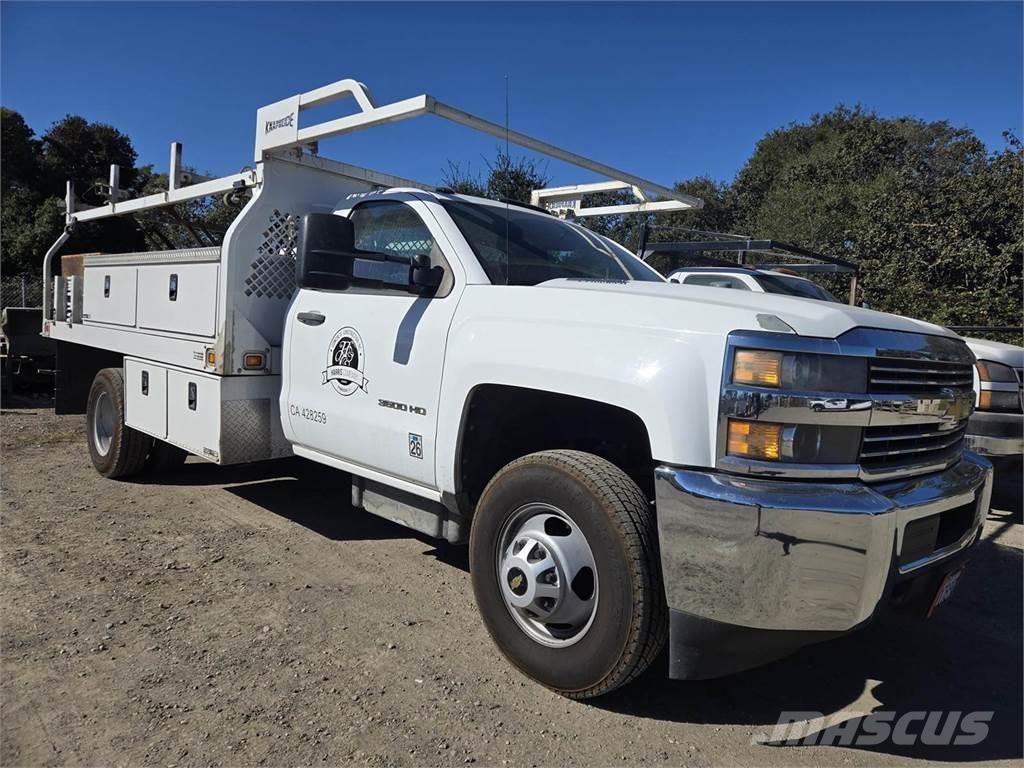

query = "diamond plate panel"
[[245, 210, 297, 300], [220, 399, 272, 464]]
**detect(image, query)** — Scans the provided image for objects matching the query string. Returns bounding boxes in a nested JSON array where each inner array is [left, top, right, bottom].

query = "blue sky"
[[2, 2, 1021, 189]]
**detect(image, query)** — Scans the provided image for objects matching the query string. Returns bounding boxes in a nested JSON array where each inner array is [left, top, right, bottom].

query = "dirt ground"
[[2, 399, 1021, 767]]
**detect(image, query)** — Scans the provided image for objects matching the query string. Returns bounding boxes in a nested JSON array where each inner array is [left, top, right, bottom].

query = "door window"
[[346, 201, 453, 295]]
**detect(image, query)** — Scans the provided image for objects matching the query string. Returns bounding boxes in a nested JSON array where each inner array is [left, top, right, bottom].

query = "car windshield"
[[441, 200, 662, 286], [753, 273, 840, 302]]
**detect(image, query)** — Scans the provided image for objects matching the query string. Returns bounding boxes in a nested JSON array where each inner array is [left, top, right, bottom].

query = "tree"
[[855, 138, 1022, 327], [1, 108, 41, 193], [440, 160, 487, 197], [0, 109, 246, 277], [441, 148, 549, 203], [729, 106, 1021, 328], [39, 114, 140, 201]]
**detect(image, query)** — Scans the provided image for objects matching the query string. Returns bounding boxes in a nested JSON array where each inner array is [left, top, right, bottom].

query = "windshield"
[[753, 273, 840, 302], [441, 200, 662, 286]]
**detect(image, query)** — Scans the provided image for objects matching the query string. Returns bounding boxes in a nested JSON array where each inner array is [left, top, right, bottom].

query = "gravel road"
[[2, 401, 1021, 767]]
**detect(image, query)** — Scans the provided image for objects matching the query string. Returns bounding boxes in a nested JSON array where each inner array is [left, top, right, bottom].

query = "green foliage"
[[0, 108, 245, 276], [1, 108, 41, 193], [726, 106, 1021, 332], [441, 149, 549, 203], [39, 114, 140, 200], [440, 160, 488, 197]]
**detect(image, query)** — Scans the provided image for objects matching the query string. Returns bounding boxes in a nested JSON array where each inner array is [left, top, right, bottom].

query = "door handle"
[[297, 311, 326, 326]]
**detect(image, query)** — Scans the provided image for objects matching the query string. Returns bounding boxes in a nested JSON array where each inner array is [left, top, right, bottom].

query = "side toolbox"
[[137, 263, 220, 337], [167, 368, 221, 461], [123, 357, 292, 464], [82, 265, 137, 327], [125, 359, 168, 439]]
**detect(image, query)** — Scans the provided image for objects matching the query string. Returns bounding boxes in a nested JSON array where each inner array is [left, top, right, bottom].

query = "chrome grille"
[[869, 357, 974, 395], [860, 421, 967, 474], [719, 328, 978, 483]]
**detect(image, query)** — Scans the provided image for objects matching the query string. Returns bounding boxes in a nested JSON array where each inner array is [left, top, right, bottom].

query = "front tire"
[[470, 450, 667, 699], [86, 367, 152, 478]]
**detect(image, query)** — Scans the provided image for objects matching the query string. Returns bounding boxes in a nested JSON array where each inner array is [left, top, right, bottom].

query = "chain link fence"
[[1, 275, 43, 310]]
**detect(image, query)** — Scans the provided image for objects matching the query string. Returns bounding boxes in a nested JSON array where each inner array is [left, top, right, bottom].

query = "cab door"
[[283, 194, 462, 489]]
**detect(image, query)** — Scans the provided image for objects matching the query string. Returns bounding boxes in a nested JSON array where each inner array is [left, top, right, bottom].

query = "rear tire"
[[86, 367, 151, 478], [470, 449, 667, 699]]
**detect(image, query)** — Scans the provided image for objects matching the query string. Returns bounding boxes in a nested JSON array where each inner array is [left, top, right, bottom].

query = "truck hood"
[[539, 279, 958, 340], [961, 336, 1024, 367]]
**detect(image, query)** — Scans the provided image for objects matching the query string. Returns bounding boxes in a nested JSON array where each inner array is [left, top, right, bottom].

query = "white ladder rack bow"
[[255, 78, 703, 210]]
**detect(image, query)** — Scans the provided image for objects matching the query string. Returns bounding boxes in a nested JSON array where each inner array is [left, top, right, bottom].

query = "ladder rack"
[[43, 77, 704, 321], [253, 79, 703, 209]]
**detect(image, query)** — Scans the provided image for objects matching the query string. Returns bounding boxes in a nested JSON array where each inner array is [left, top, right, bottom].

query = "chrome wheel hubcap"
[[93, 391, 115, 456], [496, 503, 598, 647]]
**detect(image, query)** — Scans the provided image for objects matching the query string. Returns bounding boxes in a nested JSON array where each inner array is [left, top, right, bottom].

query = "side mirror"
[[297, 213, 356, 291], [859, 301, 873, 310], [410, 254, 444, 293]]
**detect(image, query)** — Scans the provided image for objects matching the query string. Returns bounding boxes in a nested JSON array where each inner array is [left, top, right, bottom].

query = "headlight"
[[732, 350, 867, 392], [726, 419, 862, 463], [976, 360, 1022, 413]]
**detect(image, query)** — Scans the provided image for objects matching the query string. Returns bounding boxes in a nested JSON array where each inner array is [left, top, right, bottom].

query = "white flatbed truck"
[[43, 78, 993, 698]]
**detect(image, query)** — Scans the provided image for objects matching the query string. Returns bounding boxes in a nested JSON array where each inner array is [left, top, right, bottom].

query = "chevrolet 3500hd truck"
[[42, 78, 993, 698]]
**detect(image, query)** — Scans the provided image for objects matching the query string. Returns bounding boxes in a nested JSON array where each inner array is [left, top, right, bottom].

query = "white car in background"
[[669, 266, 1023, 497], [668, 265, 842, 302]]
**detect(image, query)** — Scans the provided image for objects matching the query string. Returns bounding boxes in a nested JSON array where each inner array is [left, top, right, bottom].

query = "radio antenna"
[[504, 75, 511, 286]]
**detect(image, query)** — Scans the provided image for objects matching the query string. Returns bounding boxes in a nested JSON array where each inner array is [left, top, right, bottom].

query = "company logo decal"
[[323, 327, 369, 396], [264, 112, 295, 134]]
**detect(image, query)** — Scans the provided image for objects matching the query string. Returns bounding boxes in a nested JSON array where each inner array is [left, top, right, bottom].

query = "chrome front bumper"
[[654, 452, 993, 634]]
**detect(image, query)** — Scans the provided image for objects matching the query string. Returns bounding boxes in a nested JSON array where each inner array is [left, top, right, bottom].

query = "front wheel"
[[469, 450, 667, 699]]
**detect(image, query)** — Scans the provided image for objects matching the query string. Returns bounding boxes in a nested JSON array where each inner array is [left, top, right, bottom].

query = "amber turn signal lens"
[[978, 389, 1020, 412], [733, 350, 782, 387], [243, 353, 265, 370], [727, 420, 782, 460], [205, 349, 216, 367]]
